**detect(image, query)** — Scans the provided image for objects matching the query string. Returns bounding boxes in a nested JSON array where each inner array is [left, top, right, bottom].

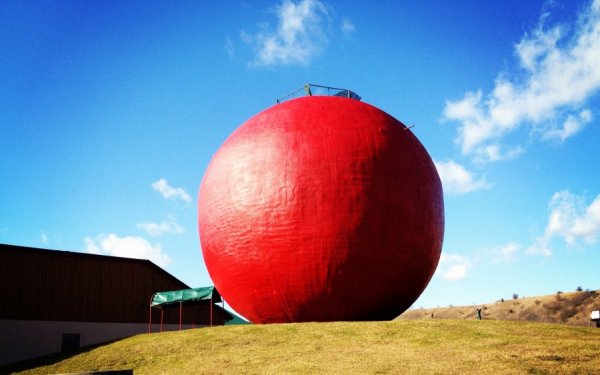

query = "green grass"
[[8, 320, 600, 374]]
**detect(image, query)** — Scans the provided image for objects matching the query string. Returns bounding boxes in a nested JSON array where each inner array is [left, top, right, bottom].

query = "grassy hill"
[[6, 319, 600, 374], [398, 289, 600, 326]]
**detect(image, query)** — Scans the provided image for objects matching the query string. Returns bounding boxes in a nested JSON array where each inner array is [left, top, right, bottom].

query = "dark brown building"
[[0, 243, 231, 366]]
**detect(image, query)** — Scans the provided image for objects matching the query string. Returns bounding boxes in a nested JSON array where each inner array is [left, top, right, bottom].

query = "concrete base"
[[0, 319, 196, 366]]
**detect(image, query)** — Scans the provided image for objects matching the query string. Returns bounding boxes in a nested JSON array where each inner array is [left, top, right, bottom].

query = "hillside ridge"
[[398, 289, 600, 326]]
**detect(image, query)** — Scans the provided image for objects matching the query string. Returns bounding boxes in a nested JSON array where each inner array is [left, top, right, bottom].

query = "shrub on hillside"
[[571, 291, 594, 307], [518, 310, 538, 322], [559, 307, 578, 321], [543, 301, 562, 314]]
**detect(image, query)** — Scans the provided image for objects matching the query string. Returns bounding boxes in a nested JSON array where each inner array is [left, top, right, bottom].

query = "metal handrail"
[[276, 83, 360, 103]]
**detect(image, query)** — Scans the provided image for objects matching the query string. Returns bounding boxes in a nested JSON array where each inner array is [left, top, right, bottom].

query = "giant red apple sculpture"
[[198, 95, 444, 323]]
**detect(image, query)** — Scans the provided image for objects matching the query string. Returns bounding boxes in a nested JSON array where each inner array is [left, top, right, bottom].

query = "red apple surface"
[[198, 96, 444, 323]]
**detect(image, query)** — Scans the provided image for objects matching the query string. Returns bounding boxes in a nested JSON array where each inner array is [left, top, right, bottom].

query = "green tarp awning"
[[149, 286, 249, 325], [151, 286, 221, 308]]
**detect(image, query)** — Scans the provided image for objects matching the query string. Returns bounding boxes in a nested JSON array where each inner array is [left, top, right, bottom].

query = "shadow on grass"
[[0, 338, 129, 374]]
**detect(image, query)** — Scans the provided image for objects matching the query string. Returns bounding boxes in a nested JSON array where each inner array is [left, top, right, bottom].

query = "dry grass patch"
[[6, 319, 600, 374], [400, 289, 600, 326]]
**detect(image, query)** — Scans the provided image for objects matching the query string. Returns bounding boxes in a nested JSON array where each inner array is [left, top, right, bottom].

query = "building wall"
[[0, 319, 200, 366], [0, 244, 229, 366], [0, 244, 191, 324]]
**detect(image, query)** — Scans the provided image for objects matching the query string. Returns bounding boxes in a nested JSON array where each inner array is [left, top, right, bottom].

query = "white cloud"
[[341, 18, 355, 35], [152, 178, 191, 203], [541, 109, 593, 141], [473, 144, 523, 163], [434, 160, 490, 194], [444, 1, 600, 160], [438, 253, 469, 281], [137, 221, 184, 236], [225, 36, 235, 58], [84, 234, 171, 268], [491, 242, 520, 263], [527, 237, 553, 257], [242, 0, 330, 66], [84, 237, 100, 254], [40, 231, 48, 245], [527, 190, 600, 256]]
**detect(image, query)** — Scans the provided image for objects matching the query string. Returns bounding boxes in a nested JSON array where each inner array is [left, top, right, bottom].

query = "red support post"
[[148, 298, 153, 333], [179, 301, 183, 331], [210, 296, 213, 326], [160, 309, 164, 332]]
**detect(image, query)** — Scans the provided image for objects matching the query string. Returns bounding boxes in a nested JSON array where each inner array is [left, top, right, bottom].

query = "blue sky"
[[2, 0, 599, 312]]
